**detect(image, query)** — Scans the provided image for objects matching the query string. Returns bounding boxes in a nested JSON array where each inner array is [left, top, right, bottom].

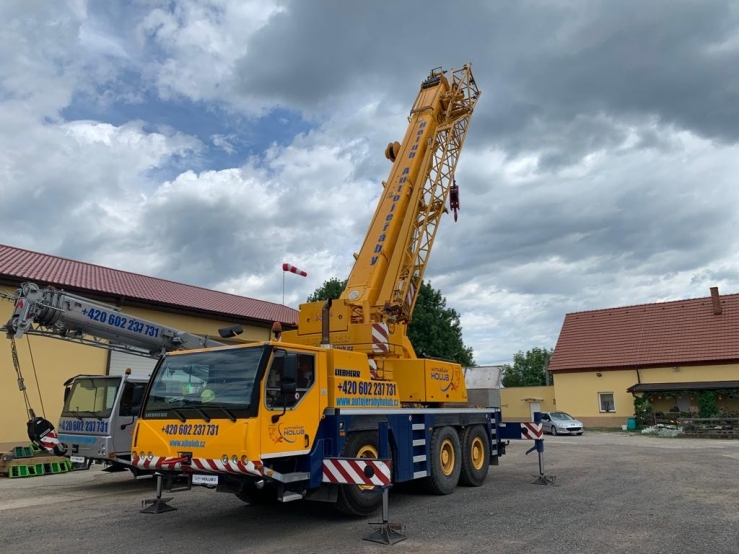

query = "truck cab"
[[59, 371, 148, 473]]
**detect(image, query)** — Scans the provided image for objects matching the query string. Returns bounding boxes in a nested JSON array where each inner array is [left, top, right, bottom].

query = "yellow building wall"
[[500, 386, 555, 420], [553, 370, 637, 428], [640, 363, 739, 383], [0, 286, 275, 451]]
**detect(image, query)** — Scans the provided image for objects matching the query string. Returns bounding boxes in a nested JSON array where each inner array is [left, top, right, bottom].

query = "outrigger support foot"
[[363, 489, 407, 545], [140, 473, 177, 513], [363, 421, 407, 545], [526, 440, 556, 486]]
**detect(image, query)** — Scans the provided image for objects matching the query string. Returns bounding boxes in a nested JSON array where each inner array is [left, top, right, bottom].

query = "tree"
[[408, 282, 475, 367], [501, 347, 552, 388], [306, 278, 346, 302], [306, 279, 475, 367]]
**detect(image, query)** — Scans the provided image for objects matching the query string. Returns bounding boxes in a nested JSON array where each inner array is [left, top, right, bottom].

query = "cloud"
[[2, 0, 739, 366]]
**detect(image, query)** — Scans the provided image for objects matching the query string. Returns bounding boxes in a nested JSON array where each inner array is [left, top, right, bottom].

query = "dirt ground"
[[1, 431, 738, 554]]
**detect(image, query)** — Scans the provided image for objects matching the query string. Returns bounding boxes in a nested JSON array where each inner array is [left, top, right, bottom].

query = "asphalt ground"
[[1, 431, 738, 554]]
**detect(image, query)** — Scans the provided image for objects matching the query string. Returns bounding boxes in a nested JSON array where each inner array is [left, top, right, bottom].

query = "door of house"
[[677, 395, 691, 412], [530, 401, 541, 420]]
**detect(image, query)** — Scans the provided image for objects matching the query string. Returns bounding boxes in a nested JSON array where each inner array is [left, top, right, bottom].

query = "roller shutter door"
[[108, 350, 158, 379]]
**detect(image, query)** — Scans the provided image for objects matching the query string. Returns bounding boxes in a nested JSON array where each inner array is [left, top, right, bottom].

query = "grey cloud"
[[231, 0, 739, 168]]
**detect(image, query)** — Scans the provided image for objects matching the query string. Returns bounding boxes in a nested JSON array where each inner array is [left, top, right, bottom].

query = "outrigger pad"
[[140, 497, 177, 514], [364, 522, 407, 545], [531, 474, 556, 486]]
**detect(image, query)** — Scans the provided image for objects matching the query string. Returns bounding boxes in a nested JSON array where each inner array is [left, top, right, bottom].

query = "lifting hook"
[[449, 179, 460, 222]]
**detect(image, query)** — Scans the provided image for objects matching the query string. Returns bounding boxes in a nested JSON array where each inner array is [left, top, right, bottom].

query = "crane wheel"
[[423, 426, 461, 495], [384, 141, 401, 162], [459, 425, 490, 487], [335, 431, 384, 516]]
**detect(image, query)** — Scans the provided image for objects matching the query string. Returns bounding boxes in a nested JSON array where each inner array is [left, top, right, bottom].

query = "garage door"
[[108, 350, 158, 379]]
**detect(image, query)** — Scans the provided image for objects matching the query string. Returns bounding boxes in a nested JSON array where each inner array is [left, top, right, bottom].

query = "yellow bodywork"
[[133, 343, 404, 463]]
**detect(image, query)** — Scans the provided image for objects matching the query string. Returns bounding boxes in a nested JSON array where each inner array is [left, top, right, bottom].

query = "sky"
[[1, 0, 738, 366]]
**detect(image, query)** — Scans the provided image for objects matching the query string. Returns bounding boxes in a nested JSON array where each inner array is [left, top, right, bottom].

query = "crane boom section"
[[342, 70, 448, 314], [342, 65, 480, 324], [4, 282, 224, 356]]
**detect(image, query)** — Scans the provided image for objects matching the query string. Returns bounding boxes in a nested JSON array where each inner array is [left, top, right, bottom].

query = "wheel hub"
[[440, 438, 455, 475]]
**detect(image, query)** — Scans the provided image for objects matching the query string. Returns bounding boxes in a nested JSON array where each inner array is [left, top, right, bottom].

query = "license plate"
[[192, 474, 218, 486], [70, 456, 86, 464]]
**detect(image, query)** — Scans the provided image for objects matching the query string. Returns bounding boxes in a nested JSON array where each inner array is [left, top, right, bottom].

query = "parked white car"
[[540, 411, 584, 435]]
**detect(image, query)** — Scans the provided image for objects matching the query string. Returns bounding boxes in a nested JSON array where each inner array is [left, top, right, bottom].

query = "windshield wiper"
[[190, 406, 211, 422], [210, 405, 236, 422], [170, 408, 187, 422]]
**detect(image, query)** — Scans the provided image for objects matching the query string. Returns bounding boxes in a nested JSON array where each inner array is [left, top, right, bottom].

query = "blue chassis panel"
[[296, 408, 505, 489]]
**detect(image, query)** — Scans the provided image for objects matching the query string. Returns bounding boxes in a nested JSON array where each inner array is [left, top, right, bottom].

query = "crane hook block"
[[385, 141, 401, 162], [449, 180, 460, 222]]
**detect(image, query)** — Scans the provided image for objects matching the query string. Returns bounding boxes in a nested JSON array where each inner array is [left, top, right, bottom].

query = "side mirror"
[[272, 352, 299, 423], [280, 381, 297, 395]]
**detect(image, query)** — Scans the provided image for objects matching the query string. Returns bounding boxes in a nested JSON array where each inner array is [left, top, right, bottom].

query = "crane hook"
[[449, 180, 460, 222]]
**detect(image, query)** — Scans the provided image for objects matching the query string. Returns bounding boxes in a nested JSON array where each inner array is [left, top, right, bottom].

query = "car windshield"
[[143, 346, 264, 418], [551, 412, 575, 420], [62, 377, 121, 419]]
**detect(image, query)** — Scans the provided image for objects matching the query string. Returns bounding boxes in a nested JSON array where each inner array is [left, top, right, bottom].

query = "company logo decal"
[[431, 367, 461, 392], [268, 424, 305, 444]]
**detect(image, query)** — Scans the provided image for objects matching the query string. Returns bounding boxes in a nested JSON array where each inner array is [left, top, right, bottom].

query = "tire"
[[235, 485, 278, 505], [335, 431, 384, 517], [551, 426, 558, 436], [459, 425, 490, 487], [423, 426, 461, 495]]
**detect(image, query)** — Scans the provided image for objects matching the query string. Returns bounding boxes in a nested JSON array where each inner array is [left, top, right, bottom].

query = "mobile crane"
[[3, 281, 224, 473], [131, 63, 539, 515]]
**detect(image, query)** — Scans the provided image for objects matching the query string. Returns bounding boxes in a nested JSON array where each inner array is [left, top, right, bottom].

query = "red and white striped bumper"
[[322, 458, 392, 486], [131, 453, 264, 477]]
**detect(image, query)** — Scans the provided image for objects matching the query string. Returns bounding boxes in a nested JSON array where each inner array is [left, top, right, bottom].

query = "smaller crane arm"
[[4, 282, 224, 356]]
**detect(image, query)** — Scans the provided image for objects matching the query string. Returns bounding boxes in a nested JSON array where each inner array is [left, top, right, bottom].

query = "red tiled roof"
[[0, 244, 298, 326], [548, 289, 739, 372]]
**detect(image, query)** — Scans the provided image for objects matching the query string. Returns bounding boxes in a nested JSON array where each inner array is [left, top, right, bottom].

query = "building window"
[[599, 392, 616, 413]]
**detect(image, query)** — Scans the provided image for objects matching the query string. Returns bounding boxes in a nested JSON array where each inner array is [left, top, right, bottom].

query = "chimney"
[[710, 286, 722, 315]]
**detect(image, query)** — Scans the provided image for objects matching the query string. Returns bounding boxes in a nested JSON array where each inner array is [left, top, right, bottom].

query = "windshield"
[[551, 412, 574, 420], [143, 346, 265, 419], [62, 377, 121, 419]]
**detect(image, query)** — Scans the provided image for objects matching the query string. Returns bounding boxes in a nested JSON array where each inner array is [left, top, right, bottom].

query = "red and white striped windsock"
[[282, 263, 307, 277]]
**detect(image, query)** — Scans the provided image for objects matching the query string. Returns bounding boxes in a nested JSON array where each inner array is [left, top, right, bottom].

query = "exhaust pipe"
[[320, 299, 332, 348]]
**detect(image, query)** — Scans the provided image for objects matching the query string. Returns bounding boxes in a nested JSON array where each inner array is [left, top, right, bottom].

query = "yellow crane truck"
[[131, 64, 539, 516]]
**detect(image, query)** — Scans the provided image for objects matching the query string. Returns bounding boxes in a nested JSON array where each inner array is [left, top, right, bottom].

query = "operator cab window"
[[265, 353, 315, 410]]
